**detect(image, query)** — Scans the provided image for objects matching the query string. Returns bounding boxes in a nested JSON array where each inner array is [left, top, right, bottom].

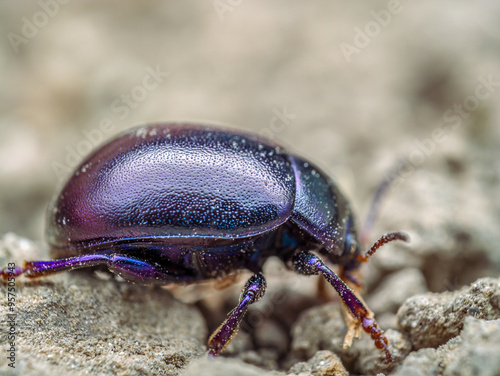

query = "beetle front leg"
[[208, 272, 266, 357], [292, 251, 392, 363]]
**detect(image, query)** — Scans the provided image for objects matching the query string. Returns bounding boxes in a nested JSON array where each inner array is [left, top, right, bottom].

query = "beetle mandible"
[[1, 123, 408, 362]]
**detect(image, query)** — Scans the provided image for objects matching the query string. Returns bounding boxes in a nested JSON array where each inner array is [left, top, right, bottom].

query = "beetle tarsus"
[[0, 265, 24, 280], [361, 316, 393, 363], [208, 272, 266, 356], [0, 262, 50, 280]]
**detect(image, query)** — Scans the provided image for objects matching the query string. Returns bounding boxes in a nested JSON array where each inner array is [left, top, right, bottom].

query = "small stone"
[[354, 329, 411, 375], [445, 317, 500, 376], [182, 357, 283, 376], [287, 350, 348, 376], [397, 277, 500, 349], [393, 317, 500, 376], [238, 349, 279, 370]]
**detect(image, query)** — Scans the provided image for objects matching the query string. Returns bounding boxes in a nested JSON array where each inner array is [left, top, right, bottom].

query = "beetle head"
[[323, 209, 362, 267]]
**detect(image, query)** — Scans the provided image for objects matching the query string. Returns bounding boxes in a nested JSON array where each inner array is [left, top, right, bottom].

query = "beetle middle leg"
[[292, 250, 392, 363], [208, 272, 266, 357]]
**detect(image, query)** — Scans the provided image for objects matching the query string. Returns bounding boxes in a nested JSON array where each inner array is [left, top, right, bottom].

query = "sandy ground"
[[1, 1, 500, 375]]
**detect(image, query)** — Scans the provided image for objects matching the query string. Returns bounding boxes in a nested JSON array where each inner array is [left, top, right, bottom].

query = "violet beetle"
[[1, 123, 407, 362]]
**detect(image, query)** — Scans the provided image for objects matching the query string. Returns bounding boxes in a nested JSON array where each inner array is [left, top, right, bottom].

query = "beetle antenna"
[[357, 232, 409, 263], [360, 174, 393, 246]]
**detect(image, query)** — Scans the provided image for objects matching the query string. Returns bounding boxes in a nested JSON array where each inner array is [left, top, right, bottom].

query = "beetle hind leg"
[[0, 254, 110, 280], [208, 272, 266, 357], [1, 253, 178, 284], [292, 251, 392, 363]]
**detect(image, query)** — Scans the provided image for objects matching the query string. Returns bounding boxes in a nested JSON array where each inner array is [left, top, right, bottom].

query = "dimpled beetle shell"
[[47, 123, 352, 260]]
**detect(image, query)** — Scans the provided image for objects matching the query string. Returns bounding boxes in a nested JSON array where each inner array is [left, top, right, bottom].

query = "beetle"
[[1, 123, 407, 362]]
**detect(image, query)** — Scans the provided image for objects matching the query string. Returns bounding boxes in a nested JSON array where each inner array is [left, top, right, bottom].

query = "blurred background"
[[1, 1, 499, 290]]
